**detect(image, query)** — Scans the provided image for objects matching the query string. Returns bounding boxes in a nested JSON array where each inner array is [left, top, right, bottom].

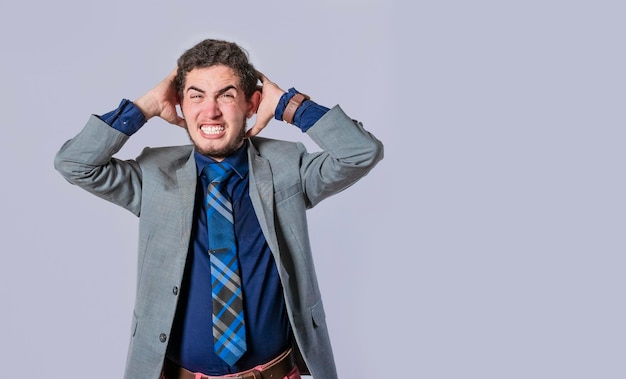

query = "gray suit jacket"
[[55, 105, 383, 379]]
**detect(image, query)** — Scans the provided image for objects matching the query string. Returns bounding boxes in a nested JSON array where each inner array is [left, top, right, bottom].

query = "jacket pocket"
[[274, 183, 301, 204]]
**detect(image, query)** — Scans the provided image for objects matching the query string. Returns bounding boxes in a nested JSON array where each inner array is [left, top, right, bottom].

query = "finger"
[[256, 70, 268, 84], [245, 123, 261, 138], [246, 114, 270, 138], [168, 118, 186, 128], [164, 112, 186, 128]]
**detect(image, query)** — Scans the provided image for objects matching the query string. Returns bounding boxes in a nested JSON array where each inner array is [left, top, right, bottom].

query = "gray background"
[[1, 1, 624, 378]]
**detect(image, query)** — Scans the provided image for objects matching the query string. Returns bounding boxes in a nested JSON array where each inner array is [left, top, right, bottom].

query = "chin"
[[187, 123, 247, 159], [194, 140, 245, 159]]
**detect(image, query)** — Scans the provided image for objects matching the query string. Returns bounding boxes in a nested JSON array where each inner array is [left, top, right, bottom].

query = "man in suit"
[[55, 39, 383, 379]]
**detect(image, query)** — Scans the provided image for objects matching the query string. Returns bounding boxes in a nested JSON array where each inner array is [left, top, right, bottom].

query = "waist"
[[163, 348, 296, 379]]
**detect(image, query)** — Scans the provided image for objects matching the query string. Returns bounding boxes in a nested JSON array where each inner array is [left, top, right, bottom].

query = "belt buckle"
[[245, 369, 262, 379]]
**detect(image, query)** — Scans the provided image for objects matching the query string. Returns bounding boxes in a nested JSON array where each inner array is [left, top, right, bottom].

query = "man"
[[55, 39, 383, 379]]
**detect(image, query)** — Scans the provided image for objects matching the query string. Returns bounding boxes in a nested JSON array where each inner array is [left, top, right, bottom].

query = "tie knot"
[[202, 162, 233, 183]]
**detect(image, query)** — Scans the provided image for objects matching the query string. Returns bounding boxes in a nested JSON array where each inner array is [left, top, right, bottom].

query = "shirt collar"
[[194, 141, 249, 179]]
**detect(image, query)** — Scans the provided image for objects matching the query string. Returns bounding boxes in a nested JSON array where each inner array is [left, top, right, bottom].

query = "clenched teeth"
[[200, 125, 224, 135]]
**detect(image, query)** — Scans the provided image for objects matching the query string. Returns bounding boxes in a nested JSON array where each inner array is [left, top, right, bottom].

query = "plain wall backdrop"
[[1, 1, 624, 378]]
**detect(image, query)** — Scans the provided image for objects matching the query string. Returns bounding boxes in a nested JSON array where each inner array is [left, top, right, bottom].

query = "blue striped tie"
[[203, 162, 247, 366]]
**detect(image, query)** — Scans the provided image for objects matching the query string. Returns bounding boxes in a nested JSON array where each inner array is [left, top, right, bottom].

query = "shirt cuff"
[[97, 99, 147, 136], [274, 88, 330, 132]]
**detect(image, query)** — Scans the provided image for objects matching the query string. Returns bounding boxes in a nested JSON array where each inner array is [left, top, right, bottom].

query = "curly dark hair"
[[175, 39, 258, 102]]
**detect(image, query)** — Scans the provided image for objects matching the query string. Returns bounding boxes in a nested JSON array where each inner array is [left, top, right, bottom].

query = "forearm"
[[54, 115, 143, 215], [302, 105, 384, 206]]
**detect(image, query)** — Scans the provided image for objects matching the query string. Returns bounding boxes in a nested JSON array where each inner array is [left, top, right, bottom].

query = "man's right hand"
[[134, 69, 186, 128]]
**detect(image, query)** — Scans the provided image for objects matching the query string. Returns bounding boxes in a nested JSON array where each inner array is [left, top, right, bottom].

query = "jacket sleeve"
[[54, 115, 143, 216], [300, 105, 384, 207]]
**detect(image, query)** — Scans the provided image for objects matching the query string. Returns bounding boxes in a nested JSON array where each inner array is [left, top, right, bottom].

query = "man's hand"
[[134, 69, 186, 128], [246, 71, 285, 138]]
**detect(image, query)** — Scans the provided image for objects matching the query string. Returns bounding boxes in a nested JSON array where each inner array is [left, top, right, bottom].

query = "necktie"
[[203, 162, 247, 366]]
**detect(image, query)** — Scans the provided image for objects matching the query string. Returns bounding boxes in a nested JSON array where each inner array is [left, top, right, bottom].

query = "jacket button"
[[159, 333, 167, 343], [172, 286, 179, 295]]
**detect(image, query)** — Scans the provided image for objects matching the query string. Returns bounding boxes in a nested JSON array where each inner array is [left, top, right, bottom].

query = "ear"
[[246, 90, 261, 119]]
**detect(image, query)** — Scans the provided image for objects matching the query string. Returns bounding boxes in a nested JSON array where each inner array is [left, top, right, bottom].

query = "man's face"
[[180, 65, 258, 160]]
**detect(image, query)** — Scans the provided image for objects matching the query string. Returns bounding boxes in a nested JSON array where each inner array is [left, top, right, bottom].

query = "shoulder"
[[249, 136, 306, 159], [137, 145, 194, 169]]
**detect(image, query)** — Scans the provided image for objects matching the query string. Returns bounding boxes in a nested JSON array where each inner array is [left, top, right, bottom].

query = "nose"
[[201, 98, 222, 119]]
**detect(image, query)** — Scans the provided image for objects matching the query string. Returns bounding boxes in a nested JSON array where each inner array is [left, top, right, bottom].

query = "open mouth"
[[200, 125, 225, 136]]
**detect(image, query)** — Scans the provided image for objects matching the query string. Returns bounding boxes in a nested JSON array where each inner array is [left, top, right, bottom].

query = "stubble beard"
[[188, 122, 247, 160]]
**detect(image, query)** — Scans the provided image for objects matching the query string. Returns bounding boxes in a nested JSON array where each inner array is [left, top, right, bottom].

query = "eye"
[[218, 92, 236, 103]]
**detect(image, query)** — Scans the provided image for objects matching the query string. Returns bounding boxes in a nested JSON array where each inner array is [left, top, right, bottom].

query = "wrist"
[[275, 88, 308, 122], [99, 99, 147, 136], [282, 92, 310, 124], [133, 95, 159, 120]]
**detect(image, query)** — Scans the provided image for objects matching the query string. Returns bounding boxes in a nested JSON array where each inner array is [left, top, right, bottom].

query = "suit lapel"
[[246, 142, 281, 268], [175, 150, 197, 263]]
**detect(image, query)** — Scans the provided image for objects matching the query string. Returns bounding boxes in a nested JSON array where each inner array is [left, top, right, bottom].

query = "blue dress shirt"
[[167, 146, 290, 374]]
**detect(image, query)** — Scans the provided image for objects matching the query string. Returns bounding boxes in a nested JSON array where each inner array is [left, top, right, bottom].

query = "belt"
[[163, 349, 296, 379]]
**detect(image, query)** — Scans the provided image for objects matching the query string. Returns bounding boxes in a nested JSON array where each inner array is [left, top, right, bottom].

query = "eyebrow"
[[216, 85, 237, 96], [186, 85, 237, 96], [186, 86, 205, 94]]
